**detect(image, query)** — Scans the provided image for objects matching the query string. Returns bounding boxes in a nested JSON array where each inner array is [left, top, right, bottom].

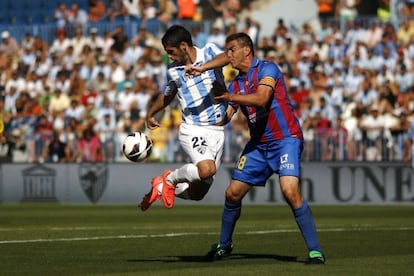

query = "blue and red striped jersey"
[[228, 58, 303, 142]]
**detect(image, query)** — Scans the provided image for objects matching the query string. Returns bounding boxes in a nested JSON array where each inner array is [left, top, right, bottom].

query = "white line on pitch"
[[1, 226, 413, 244]]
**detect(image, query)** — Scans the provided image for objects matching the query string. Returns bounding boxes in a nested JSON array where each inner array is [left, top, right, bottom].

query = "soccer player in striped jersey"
[[139, 25, 231, 211], [200, 32, 325, 264]]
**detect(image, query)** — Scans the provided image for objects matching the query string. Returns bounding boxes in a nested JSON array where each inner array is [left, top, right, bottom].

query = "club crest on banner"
[[79, 163, 108, 203]]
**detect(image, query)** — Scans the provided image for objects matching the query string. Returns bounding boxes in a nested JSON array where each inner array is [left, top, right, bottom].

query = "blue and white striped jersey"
[[165, 43, 227, 126]]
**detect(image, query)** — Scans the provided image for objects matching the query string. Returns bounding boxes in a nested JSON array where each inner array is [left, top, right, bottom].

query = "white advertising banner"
[[0, 162, 413, 205]]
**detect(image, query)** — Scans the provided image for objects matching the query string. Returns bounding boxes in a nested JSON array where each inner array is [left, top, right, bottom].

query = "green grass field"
[[0, 204, 413, 275]]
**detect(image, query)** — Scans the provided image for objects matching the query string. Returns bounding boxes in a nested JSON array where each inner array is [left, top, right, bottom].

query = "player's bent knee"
[[197, 160, 217, 179], [225, 190, 242, 203]]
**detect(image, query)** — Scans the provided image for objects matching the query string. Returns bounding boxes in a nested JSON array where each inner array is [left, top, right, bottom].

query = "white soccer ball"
[[122, 132, 153, 162]]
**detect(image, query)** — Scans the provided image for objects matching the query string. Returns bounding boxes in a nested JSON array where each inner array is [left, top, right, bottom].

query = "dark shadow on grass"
[[127, 253, 301, 263]]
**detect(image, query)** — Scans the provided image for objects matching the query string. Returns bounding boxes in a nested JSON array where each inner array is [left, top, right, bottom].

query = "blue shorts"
[[231, 137, 303, 186]]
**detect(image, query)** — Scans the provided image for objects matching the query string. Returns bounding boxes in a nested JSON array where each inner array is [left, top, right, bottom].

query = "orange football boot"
[[161, 170, 175, 209], [139, 176, 162, 211]]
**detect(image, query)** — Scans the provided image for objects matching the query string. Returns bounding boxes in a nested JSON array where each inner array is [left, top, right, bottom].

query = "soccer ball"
[[122, 132, 153, 162]]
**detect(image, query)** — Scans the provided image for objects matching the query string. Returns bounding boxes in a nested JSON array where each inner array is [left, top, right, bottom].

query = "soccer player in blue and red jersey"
[[200, 32, 325, 264]]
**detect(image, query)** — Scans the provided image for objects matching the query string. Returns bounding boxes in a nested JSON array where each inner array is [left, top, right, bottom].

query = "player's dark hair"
[[161, 25, 193, 48], [226, 32, 255, 56]]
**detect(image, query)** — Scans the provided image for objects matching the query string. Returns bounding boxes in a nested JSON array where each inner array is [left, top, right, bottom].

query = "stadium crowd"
[[0, 0, 413, 165]]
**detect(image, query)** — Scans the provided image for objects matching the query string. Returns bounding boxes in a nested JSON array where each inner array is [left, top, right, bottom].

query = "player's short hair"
[[226, 32, 255, 56], [161, 25, 193, 48]]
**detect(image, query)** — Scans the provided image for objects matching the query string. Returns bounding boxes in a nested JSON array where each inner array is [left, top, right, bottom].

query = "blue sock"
[[293, 201, 322, 253], [219, 200, 241, 247]]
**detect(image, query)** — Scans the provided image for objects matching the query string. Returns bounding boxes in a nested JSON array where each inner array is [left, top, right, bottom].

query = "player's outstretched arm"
[[187, 53, 230, 76]]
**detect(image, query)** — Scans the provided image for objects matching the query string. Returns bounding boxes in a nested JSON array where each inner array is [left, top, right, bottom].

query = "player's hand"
[[185, 64, 204, 77], [214, 92, 232, 102], [146, 117, 160, 130]]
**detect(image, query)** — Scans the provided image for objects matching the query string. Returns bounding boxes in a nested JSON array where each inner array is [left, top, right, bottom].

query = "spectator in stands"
[[134, 25, 161, 50], [25, 72, 42, 99], [33, 114, 54, 162], [21, 45, 36, 69], [0, 129, 27, 163], [140, 0, 158, 24], [209, 0, 240, 27], [101, 31, 115, 54], [110, 26, 129, 54], [397, 18, 414, 47], [78, 44, 95, 72], [117, 81, 136, 113], [70, 28, 88, 58], [226, 21, 238, 37], [41, 131, 70, 163], [338, 0, 361, 21], [207, 20, 226, 48], [148, 52, 167, 91], [402, 0, 414, 17], [343, 65, 364, 102], [360, 105, 386, 160], [90, 57, 111, 83], [373, 33, 397, 58], [95, 106, 117, 162], [342, 106, 364, 160], [120, 0, 142, 19], [109, 57, 126, 89], [365, 21, 383, 49], [177, 0, 197, 20], [330, 117, 348, 160], [319, 95, 338, 121], [134, 70, 152, 114], [387, 110, 411, 159], [53, 2, 70, 29], [328, 32, 347, 61], [55, 70, 71, 95], [88, 0, 106, 22], [5, 71, 25, 97], [61, 45, 76, 72], [67, 3, 88, 28], [316, 19, 333, 43], [122, 37, 144, 67], [402, 117, 414, 166], [0, 132, 18, 163], [157, 0, 178, 26], [243, 17, 260, 46], [50, 29, 71, 56], [315, 0, 336, 21], [32, 36, 49, 60], [395, 64, 414, 110], [65, 98, 85, 124], [355, 78, 379, 111], [72, 126, 104, 162], [0, 31, 19, 59], [191, 26, 208, 48], [86, 28, 105, 52], [49, 87, 71, 116], [20, 32, 34, 52]]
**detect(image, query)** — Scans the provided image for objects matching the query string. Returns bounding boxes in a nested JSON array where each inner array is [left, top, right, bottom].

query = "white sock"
[[168, 164, 200, 185], [157, 180, 190, 197], [175, 183, 190, 197]]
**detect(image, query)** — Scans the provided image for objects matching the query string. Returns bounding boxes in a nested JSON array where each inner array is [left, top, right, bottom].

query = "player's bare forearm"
[[189, 53, 230, 75], [215, 86, 273, 108], [146, 94, 174, 129], [205, 53, 230, 71]]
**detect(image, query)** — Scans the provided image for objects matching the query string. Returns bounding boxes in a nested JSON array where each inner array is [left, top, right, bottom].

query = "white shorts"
[[179, 123, 225, 167]]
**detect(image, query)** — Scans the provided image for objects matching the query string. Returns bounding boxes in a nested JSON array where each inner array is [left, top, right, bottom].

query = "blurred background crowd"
[[0, 0, 413, 165]]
